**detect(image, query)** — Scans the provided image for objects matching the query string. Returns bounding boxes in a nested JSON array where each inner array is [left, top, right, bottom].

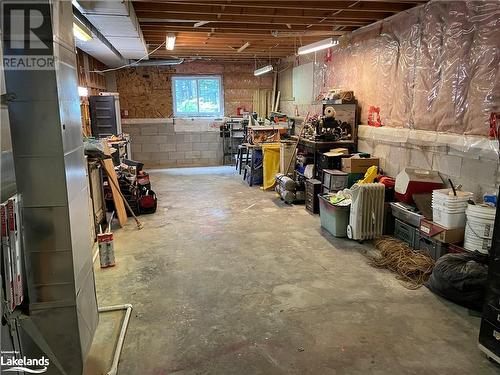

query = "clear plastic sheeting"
[[316, 0, 500, 136], [358, 126, 499, 161]]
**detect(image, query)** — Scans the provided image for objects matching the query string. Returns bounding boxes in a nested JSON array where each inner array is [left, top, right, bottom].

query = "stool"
[[243, 145, 263, 186], [236, 143, 250, 175]]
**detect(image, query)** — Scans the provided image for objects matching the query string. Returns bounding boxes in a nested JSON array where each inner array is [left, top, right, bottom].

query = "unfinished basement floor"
[[85, 166, 500, 375]]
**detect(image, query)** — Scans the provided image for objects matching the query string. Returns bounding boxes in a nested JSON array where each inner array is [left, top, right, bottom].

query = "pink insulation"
[[316, 0, 499, 136]]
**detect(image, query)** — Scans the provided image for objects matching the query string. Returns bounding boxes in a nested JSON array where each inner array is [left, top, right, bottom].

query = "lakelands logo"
[[1, 351, 49, 373], [1, 1, 56, 70]]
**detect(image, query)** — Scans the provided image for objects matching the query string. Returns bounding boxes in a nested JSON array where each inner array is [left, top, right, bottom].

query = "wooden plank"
[[102, 159, 127, 227], [102, 158, 127, 227]]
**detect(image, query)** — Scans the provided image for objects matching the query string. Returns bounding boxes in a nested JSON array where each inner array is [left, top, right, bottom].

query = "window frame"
[[172, 75, 224, 118]]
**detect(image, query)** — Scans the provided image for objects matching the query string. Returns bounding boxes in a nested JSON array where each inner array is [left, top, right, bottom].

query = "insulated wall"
[[282, 0, 499, 136]]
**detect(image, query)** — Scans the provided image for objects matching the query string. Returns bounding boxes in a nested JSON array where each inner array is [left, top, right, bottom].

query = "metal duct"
[[134, 59, 185, 66], [1, 50, 16, 202], [73, 6, 124, 68], [2, 0, 98, 373], [75, 0, 148, 60]]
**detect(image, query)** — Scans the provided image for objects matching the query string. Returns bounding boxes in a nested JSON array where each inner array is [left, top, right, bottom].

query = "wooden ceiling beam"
[[145, 37, 324, 45], [141, 27, 350, 36], [137, 12, 382, 25], [134, 4, 400, 18], [140, 21, 367, 31], [133, 1, 412, 14], [133, 0, 426, 61], [134, 1, 424, 12], [136, 11, 384, 25]]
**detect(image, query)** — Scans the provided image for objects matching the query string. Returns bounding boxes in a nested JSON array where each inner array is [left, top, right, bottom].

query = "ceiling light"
[[237, 42, 250, 53], [78, 86, 88, 97], [194, 21, 210, 28], [254, 65, 273, 76], [166, 34, 176, 50], [73, 18, 92, 42], [297, 37, 338, 55]]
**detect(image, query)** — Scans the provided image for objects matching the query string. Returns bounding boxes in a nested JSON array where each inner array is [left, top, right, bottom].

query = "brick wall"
[[123, 119, 223, 168]]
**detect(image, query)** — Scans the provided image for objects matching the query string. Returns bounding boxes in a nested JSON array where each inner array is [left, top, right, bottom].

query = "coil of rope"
[[369, 236, 435, 289]]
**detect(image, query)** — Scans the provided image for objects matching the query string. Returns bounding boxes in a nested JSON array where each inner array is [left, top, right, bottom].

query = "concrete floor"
[[85, 166, 499, 375]]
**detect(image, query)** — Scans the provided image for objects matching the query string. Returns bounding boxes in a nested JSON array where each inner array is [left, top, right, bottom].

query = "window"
[[172, 76, 223, 117]]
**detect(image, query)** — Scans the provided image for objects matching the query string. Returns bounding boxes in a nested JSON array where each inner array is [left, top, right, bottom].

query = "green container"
[[318, 194, 350, 237], [347, 173, 364, 188]]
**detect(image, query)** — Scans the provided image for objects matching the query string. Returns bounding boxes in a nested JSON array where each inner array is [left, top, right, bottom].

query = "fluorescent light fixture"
[[73, 18, 92, 42], [254, 65, 273, 76], [194, 21, 210, 28], [297, 37, 338, 55], [78, 86, 88, 97], [237, 42, 250, 53], [166, 34, 176, 50]]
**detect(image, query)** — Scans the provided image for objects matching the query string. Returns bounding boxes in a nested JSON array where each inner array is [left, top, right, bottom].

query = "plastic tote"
[[318, 194, 350, 237]]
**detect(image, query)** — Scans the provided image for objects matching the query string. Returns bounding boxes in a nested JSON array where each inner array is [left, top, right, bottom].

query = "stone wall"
[[123, 119, 223, 168]]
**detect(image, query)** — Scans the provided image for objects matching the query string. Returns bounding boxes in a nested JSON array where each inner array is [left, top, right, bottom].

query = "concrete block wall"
[[358, 126, 499, 198], [122, 119, 223, 168]]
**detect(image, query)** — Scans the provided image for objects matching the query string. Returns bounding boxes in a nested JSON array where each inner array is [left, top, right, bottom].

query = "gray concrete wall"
[[357, 126, 499, 198], [122, 119, 223, 168]]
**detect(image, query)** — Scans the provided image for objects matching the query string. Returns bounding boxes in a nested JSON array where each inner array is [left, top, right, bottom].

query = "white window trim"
[[172, 75, 224, 118]]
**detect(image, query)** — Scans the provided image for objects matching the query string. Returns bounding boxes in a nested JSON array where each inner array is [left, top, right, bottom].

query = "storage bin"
[[318, 194, 350, 237], [419, 233, 447, 260], [322, 169, 348, 192], [305, 179, 321, 214], [394, 219, 420, 249], [390, 202, 424, 227]]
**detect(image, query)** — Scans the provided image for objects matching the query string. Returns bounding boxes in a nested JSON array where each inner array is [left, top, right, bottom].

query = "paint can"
[[98, 232, 115, 268]]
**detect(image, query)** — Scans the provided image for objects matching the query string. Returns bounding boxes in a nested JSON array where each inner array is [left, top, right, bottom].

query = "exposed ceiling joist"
[[133, 0, 428, 61]]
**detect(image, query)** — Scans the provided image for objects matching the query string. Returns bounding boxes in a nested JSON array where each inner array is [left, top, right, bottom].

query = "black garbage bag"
[[425, 252, 489, 311]]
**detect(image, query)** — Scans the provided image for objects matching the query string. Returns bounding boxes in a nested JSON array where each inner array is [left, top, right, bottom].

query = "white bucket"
[[463, 204, 496, 253], [463, 236, 491, 254], [431, 189, 474, 228], [432, 205, 467, 228], [432, 189, 473, 208]]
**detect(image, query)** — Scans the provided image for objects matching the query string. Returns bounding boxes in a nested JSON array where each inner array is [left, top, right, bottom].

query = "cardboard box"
[[419, 218, 464, 244], [341, 157, 379, 173]]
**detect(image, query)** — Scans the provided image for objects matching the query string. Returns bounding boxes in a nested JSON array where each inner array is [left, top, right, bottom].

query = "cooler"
[[395, 168, 443, 204]]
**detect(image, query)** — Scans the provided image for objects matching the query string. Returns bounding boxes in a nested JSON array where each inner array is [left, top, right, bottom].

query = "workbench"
[[291, 136, 356, 179]]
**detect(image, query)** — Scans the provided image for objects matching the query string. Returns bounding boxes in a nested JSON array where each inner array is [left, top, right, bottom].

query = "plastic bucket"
[[432, 189, 473, 208], [432, 202, 467, 213], [431, 199, 469, 209], [319, 194, 350, 238], [463, 204, 496, 253], [463, 236, 492, 254], [432, 206, 466, 228]]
